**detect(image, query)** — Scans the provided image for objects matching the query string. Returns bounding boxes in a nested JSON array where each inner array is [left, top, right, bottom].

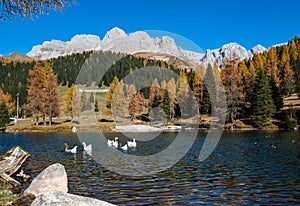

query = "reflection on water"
[[0, 131, 300, 205]]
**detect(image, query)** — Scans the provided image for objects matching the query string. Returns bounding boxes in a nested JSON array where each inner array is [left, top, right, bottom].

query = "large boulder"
[[24, 163, 68, 197], [30, 191, 115, 206]]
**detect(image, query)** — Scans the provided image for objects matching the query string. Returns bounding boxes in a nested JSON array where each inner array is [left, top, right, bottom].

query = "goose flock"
[[107, 137, 137, 151], [64, 137, 136, 155]]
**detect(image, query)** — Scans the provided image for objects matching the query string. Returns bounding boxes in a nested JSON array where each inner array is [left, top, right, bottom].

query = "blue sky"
[[0, 0, 300, 55]]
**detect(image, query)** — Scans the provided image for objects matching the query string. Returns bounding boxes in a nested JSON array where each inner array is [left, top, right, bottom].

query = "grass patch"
[[0, 186, 20, 205]]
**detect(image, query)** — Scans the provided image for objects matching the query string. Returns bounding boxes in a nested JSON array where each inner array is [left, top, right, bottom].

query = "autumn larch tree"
[[0, 88, 14, 114], [27, 64, 46, 126], [191, 70, 203, 115], [129, 91, 144, 121], [64, 84, 81, 121], [43, 63, 60, 125], [221, 53, 244, 123], [111, 80, 127, 121], [176, 71, 190, 117], [148, 78, 163, 109], [127, 84, 137, 103], [106, 76, 120, 114]]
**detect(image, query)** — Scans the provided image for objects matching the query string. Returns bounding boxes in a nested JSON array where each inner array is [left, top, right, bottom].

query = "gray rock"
[[30, 191, 115, 206], [24, 163, 68, 197], [250, 44, 267, 55], [26, 27, 204, 64]]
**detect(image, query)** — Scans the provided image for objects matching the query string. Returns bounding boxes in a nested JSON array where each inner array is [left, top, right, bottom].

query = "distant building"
[[78, 89, 108, 93]]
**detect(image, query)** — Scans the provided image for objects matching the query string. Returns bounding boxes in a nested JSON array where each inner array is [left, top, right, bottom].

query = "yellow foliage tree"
[[64, 84, 81, 121], [0, 88, 14, 114]]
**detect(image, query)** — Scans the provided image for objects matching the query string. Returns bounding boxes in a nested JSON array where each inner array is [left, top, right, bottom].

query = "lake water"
[[0, 131, 300, 205]]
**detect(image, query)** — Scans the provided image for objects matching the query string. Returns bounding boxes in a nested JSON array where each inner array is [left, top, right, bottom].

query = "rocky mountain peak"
[[250, 44, 267, 54], [26, 27, 277, 68], [102, 27, 126, 42]]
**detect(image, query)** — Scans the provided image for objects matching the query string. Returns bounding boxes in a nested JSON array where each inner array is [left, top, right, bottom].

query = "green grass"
[[0, 185, 20, 205]]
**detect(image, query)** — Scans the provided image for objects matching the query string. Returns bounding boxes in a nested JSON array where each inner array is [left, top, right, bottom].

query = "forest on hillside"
[[1, 37, 300, 129]]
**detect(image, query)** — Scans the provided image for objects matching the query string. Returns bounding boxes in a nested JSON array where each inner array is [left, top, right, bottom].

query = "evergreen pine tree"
[[251, 69, 276, 128], [167, 78, 177, 119], [203, 63, 216, 114], [162, 90, 171, 121], [0, 101, 10, 131], [94, 99, 99, 113]]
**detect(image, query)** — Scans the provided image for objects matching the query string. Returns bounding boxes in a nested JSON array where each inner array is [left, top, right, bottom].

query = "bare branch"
[[0, 0, 76, 21]]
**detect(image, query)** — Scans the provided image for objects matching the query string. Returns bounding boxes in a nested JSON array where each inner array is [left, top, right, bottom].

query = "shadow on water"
[[0, 131, 300, 205]]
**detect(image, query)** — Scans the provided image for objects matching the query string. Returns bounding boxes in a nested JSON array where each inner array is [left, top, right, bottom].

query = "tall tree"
[[0, 101, 10, 131], [0, 88, 14, 114], [280, 61, 294, 96], [167, 78, 177, 119], [221, 53, 244, 123], [202, 63, 219, 114], [111, 80, 127, 120], [106, 76, 119, 111], [161, 90, 171, 121], [148, 78, 163, 109], [43, 64, 60, 125], [127, 84, 137, 102], [94, 99, 99, 113], [266, 47, 279, 84], [251, 69, 276, 128], [81, 90, 91, 111], [191, 71, 203, 115], [176, 71, 190, 117], [64, 84, 81, 121], [129, 91, 144, 120], [27, 64, 46, 126]]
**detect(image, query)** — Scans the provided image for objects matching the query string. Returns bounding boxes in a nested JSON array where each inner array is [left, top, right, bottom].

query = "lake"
[[0, 131, 299, 205]]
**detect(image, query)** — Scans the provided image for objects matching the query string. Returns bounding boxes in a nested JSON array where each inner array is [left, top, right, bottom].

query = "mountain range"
[[25, 27, 272, 68]]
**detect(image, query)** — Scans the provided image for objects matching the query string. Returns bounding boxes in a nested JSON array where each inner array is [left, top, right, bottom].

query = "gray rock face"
[[27, 34, 101, 60], [26, 27, 204, 63], [30, 191, 115, 206], [24, 163, 68, 197], [250, 44, 267, 55], [26, 27, 275, 68], [200, 43, 267, 68]]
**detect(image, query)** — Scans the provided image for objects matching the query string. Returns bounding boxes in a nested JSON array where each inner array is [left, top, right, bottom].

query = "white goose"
[[64, 143, 77, 154], [107, 139, 114, 146], [120, 144, 128, 151], [127, 138, 137, 148], [112, 137, 119, 148], [82, 142, 92, 156]]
